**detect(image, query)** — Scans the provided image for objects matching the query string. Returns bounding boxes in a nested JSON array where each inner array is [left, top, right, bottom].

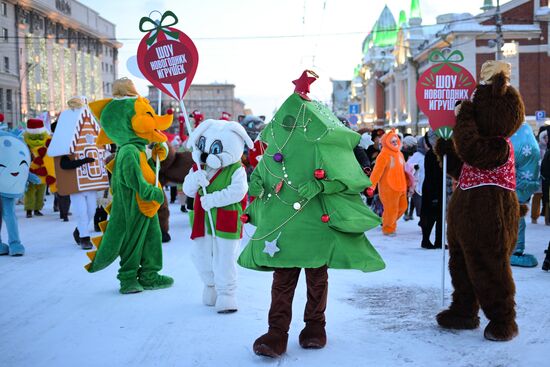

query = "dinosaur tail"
[[85, 157, 115, 271]]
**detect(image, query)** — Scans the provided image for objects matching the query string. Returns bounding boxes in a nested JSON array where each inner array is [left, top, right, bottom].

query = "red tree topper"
[[415, 49, 476, 140], [137, 11, 199, 101]]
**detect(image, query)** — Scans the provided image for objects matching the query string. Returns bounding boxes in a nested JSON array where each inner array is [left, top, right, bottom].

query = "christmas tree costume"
[[183, 119, 253, 313], [510, 123, 541, 267], [368, 130, 408, 235], [85, 78, 174, 294], [0, 131, 40, 256], [23, 119, 56, 217], [238, 71, 384, 357]]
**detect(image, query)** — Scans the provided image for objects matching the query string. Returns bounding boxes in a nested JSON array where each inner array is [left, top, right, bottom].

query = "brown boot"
[[484, 320, 518, 341], [299, 266, 328, 349], [299, 322, 326, 348], [253, 329, 289, 358], [436, 309, 480, 330], [254, 268, 301, 358]]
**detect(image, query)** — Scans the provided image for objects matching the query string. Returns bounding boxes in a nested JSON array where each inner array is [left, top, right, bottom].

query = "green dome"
[[410, 0, 421, 19], [372, 5, 397, 47], [398, 10, 407, 28]]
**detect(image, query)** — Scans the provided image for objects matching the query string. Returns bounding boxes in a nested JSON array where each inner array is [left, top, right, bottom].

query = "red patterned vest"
[[458, 139, 516, 191]]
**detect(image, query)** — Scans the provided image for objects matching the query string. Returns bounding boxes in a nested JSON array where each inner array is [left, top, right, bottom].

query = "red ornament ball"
[[240, 214, 250, 223], [314, 169, 326, 180], [166, 108, 174, 115], [321, 214, 330, 223]]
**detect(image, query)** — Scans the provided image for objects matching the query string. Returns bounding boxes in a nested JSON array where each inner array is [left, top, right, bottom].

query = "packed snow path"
[[1, 195, 548, 367]]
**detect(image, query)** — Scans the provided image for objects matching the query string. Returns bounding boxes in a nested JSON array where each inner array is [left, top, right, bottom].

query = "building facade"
[[0, 0, 120, 128], [355, 0, 550, 134], [147, 83, 246, 131]]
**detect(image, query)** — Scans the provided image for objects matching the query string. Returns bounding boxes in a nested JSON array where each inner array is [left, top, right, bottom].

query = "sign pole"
[[155, 88, 162, 186], [441, 153, 448, 306]]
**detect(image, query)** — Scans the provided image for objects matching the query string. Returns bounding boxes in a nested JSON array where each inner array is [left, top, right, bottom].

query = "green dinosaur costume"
[[86, 91, 174, 294], [238, 92, 385, 272]]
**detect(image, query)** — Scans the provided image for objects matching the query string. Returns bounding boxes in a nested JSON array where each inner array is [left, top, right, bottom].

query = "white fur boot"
[[202, 285, 217, 306], [216, 294, 238, 314]]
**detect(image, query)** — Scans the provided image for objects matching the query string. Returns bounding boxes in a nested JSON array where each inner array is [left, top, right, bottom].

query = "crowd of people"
[[1, 109, 549, 268]]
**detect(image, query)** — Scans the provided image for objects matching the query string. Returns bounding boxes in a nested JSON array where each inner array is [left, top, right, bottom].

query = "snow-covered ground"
[[1, 194, 549, 367]]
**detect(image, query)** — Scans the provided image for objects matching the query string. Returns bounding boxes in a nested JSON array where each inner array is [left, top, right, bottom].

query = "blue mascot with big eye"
[[0, 130, 39, 256]]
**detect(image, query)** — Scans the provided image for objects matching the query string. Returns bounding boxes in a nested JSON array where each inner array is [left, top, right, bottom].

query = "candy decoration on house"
[[23, 118, 56, 218], [416, 49, 476, 140], [238, 70, 385, 358], [48, 96, 110, 196]]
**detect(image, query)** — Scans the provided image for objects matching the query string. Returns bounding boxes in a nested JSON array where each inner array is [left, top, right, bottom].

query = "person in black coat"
[[420, 131, 443, 249]]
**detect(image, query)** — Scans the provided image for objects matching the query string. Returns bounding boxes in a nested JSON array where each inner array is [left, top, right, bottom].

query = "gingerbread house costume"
[[48, 97, 109, 196]]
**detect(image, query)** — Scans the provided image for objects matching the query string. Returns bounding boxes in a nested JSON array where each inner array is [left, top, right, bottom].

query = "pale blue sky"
[[80, 0, 509, 118]]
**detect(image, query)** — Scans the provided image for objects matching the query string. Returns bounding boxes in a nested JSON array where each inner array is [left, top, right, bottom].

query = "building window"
[[2, 27, 7, 41], [0, 88, 4, 111], [109, 64, 113, 73], [1, 2, 7, 17], [6, 89, 12, 111], [3, 56, 8, 72]]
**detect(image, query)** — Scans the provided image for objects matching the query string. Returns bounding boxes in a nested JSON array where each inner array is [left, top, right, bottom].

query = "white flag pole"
[[179, 99, 217, 239], [441, 153, 448, 306]]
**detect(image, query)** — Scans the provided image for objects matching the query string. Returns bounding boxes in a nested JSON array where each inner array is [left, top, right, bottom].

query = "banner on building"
[[415, 49, 476, 140]]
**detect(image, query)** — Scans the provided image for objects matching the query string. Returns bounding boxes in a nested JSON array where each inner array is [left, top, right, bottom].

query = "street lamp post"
[[495, 0, 504, 60]]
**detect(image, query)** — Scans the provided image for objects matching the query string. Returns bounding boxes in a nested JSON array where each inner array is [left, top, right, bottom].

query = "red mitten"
[[365, 187, 375, 197], [33, 156, 44, 166], [37, 147, 47, 157], [46, 175, 56, 185]]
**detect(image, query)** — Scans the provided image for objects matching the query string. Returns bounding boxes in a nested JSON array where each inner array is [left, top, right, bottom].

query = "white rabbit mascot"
[[183, 119, 253, 313]]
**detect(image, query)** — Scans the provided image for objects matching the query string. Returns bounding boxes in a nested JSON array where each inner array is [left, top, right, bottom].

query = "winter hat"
[[220, 111, 231, 121], [480, 60, 511, 85], [67, 96, 85, 109], [402, 135, 417, 149], [112, 77, 139, 98], [26, 118, 47, 134], [425, 130, 438, 149], [371, 128, 385, 141]]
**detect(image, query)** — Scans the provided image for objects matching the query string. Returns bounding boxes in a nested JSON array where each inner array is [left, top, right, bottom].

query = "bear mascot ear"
[[479, 60, 511, 97]]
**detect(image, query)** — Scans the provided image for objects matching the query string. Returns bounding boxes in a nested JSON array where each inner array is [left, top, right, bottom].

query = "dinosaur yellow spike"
[[105, 203, 112, 215], [106, 158, 116, 173], [86, 251, 96, 261], [84, 263, 91, 271], [99, 220, 108, 233], [91, 235, 102, 248]]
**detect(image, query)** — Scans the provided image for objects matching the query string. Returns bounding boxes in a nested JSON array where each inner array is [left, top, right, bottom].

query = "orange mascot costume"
[[369, 130, 408, 235]]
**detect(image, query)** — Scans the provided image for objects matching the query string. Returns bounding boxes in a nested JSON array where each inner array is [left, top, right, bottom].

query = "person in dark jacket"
[[420, 131, 443, 249], [60, 155, 95, 249]]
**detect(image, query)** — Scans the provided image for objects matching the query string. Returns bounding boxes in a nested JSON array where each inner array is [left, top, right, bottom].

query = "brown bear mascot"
[[435, 60, 525, 341], [158, 144, 194, 242]]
